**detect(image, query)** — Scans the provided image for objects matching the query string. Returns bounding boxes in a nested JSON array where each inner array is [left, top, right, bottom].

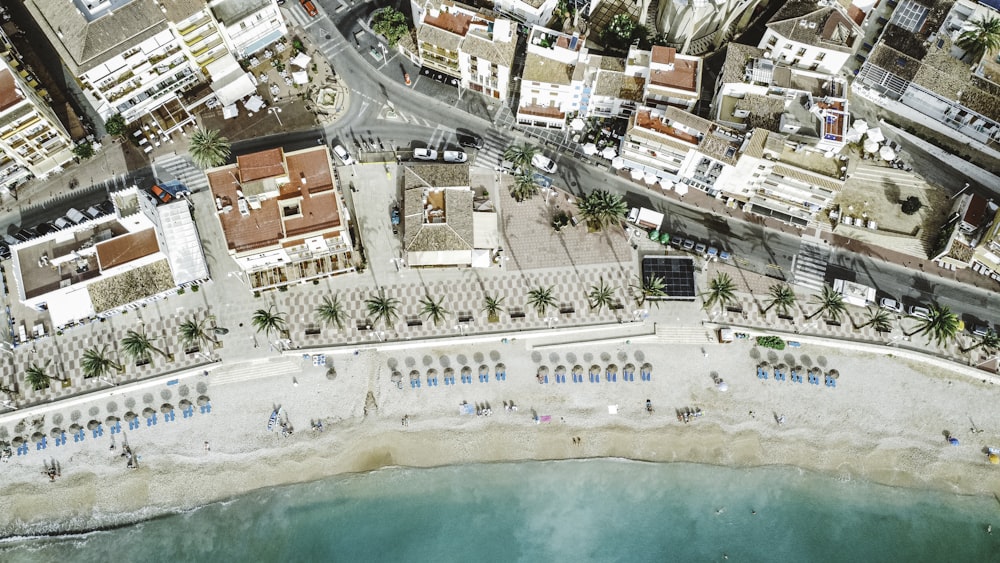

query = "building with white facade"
[[933, 192, 995, 270], [413, 1, 517, 101], [759, 0, 862, 75], [211, 0, 288, 58], [626, 45, 702, 112], [655, 0, 764, 55], [206, 146, 354, 292], [517, 26, 587, 128], [854, 0, 1000, 152], [0, 29, 75, 196], [8, 185, 209, 329], [491, 0, 560, 28], [714, 43, 849, 152]]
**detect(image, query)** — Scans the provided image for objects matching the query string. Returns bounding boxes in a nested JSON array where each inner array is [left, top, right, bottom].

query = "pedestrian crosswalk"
[[280, 4, 324, 29], [153, 154, 209, 193], [470, 130, 510, 170], [791, 240, 830, 293]]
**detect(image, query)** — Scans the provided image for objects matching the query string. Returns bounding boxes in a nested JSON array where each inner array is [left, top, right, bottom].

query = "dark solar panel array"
[[641, 256, 696, 300]]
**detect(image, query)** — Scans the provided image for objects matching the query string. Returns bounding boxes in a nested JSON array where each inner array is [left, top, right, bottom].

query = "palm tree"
[[365, 288, 400, 329], [957, 16, 1000, 62], [588, 278, 616, 312], [577, 190, 628, 231], [527, 286, 557, 317], [701, 272, 737, 312], [419, 294, 450, 326], [963, 329, 1000, 354], [251, 306, 287, 339], [80, 346, 123, 380], [908, 305, 960, 346], [178, 316, 218, 350], [316, 294, 348, 331], [632, 274, 666, 306], [503, 143, 536, 170], [482, 294, 505, 322], [763, 283, 796, 316], [121, 328, 169, 364], [854, 306, 893, 333], [189, 127, 231, 169], [510, 173, 540, 202], [808, 285, 846, 322], [25, 361, 55, 391]]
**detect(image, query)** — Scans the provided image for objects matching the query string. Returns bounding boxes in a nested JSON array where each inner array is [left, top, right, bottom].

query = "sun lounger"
[[640, 369, 651, 381], [36, 437, 47, 450], [129, 419, 140, 430]]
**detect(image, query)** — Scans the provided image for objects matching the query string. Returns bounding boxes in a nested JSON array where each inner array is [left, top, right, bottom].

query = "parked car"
[[414, 147, 438, 161], [86, 205, 103, 218], [879, 298, 903, 313], [971, 324, 992, 337], [332, 145, 355, 165], [98, 200, 115, 216], [719, 250, 732, 261], [14, 228, 36, 241], [627, 208, 640, 224], [530, 153, 557, 173], [707, 247, 719, 258], [390, 205, 400, 235], [681, 239, 695, 251], [53, 218, 74, 230], [443, 150, 467, 163], [457, 131, 484, 149], [0, 243, 9, 260], [34, 222, 59, 236], [299, 0, 318, 17], [150, 185, 173, 204], [2, 234, 18, 246], [908, 305, 931, 320], [695, 243, 707, 254], [66, 207, 89, 223]]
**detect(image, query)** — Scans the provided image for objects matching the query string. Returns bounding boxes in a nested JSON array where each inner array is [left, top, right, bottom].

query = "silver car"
[[443, 150, 467, 163], [414, 147, 438, 161]]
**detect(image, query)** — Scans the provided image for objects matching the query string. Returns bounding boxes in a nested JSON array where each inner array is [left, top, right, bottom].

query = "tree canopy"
[[372, 7, 410, 47]]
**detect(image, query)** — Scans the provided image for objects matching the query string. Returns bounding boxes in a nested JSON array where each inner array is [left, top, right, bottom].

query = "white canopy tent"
[[674, 183, 689, 195], [582, 143, 598, 155], [866, 127, 884, 143], [630, 168, 644, 180], [291, 51, 312, 69], [611, 157, 626, 169], [601, 147, 618, 159]]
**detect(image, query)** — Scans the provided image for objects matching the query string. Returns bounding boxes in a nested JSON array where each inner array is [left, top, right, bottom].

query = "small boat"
[[267, 410, 278, 432]]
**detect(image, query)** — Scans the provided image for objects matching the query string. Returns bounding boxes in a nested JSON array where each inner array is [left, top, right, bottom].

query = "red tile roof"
[[237, 148, 285, 182], [0, 69, 23, 112]]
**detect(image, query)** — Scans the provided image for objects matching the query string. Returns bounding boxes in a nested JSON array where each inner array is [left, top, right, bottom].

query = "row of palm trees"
[[700, 273, 998, 353], [20, 317, 221, 392]]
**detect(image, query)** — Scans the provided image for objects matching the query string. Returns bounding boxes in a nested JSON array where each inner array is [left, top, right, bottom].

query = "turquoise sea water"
[[2, 459, 997, 562]]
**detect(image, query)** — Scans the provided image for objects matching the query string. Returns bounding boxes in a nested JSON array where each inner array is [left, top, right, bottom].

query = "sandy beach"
[[2, 329, 999, 537]]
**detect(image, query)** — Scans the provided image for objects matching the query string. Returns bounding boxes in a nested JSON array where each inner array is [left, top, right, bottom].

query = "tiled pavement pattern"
[[2, 310, 217, 408]]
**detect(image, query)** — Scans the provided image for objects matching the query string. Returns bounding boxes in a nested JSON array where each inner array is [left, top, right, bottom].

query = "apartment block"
[[212, 0, 289, 58], [0, 29, 74, 195], [933, 193, 996, 270], [759, 0, 862, 75], [517, 26, 586, 128], [491, 0, 560, 28], [8, 185, 209, 329], [206, 146, 354, 292], [625, 45, 702, 112], [715, 43, 849, 152], [413, 1, 517, 100], [854, 0, 1000, 151]]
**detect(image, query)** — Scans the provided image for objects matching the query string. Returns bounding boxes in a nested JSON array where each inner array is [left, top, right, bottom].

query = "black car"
[[0, 244, 9, 260], [13, 228, 35, 242], [97, 199, 115, 216], [457, 130, 484, 149], [34, 222, 59, 236]]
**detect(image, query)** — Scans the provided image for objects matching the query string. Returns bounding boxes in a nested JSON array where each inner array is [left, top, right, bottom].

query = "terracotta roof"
[[96, 229, 160, 270], [284, 148, 334, 198], [208, 167, 283, 252], [238, 148, 285, 182], [648, 57, 699, 92], [424, 7, 474, 36], [635, 110, 700, 144], [651, 46, 675, 65], [0, 68, 21, 112]]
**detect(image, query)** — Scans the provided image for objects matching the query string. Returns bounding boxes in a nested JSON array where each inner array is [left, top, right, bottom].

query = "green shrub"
[[755, 335, 786, 350]]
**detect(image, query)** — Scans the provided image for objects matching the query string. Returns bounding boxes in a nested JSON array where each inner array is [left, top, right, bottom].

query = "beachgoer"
[[777, 415, 786, 425], [204, 441, 210, 452]]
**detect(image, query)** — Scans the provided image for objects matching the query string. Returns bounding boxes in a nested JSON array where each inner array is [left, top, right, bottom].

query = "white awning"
[[291, 52, 312, 69], [292, 71, 309, 85], [223, 104, 239, 119], [674, 183, 689, 195], [244, 95, 265, 113], [46, 286, 96, 328], [471, 249, 491, 268], [207, 54, 257, 107]]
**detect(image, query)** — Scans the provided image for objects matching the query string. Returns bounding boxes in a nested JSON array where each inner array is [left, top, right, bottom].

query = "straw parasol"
[[409, 370, 420, 382], [11, 436, 24, 447], [443, 367, 454, 379], [555, 365, 566, 377], [160, 403, 174, 414], [478, 364, 489, 376], [31, 432, 45, 443], [495, 362, 505, 373], [69, 423, 82, 433], [50, 427, 63, 438], [179, 399, 192, 411], [572, 365, 583, 378], [197, 395, 210, 406], [827, 369, 840, 380], [142, 407, 156, 419], [87, 420, 101, 431], [606, 363, 619, 375], [105, 415, 119, 425], [461, 366, 472, 378], [589, 364, 601, 377], [641, 362, 652, 374], [536, 365, 549, 377], [124, 411, 138, 422], [624, 363, 635, 374], [809, 366, 822, 378], [326, 366, 337, 380]]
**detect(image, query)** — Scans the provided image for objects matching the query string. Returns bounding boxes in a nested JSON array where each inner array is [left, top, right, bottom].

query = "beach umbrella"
[[409, 369, 420, 381], [827, 369, 840, 380], [87, 420, 100, 430], [326, 366, 337, 380], [537, 366, 549, 377], [11, 436, 23, 447], [582, 143, 598, 155], [31, 432, 44, 443], [124, 411, 137, 422], [852, 119, 869, 134], [572, 365, 584, 378], [160, 403, 173, 414], [197, 395, 211, 407], [879, 145, 896, 161], [659, 232, 670, 244], [50, 427, 63, 438], [179, 399, 192, 410], [644, 172, 658, 185], [989, 453, 999, 464], [716, 381, 729, 392], [555, 365, 566, 376], [611, 157, 626, 169], [105, 416, 119, 425], [630, 168, 644, 181], [142, 407, 156, 419], [68, 423, 82, 433], [649, 230, 660, 240], [673, 183, 688, 196], [863, 139, 879, 153], [601, 146, 618, 160], [570, 118, 586, 131]]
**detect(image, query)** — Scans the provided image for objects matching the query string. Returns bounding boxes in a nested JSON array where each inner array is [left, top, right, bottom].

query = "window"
[[796, 48, 806, 56], [816, 52, 825, 61]]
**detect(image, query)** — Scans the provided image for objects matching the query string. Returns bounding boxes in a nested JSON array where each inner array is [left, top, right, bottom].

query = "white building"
[[714, 44, 849, 152], [491, 0, 560, 28], [211, 0, 288, 58], [517, 26, 587, 128], [0, 29, 75, 195], [625, 45, 703, 112], [412, 1, 518, 101], [759, 0, 862, 75], [655, 0, 764, 55], [8, 185, 209, 329]]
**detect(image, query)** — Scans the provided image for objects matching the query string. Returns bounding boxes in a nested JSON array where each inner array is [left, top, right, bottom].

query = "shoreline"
[[2, 338, 1000, 538]]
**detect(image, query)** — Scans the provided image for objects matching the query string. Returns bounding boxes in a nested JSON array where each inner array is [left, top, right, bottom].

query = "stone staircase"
[[655, 324, 715, 344]]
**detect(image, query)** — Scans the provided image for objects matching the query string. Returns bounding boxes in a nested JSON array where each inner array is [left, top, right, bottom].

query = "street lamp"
[[268, 107, 283, 127]]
